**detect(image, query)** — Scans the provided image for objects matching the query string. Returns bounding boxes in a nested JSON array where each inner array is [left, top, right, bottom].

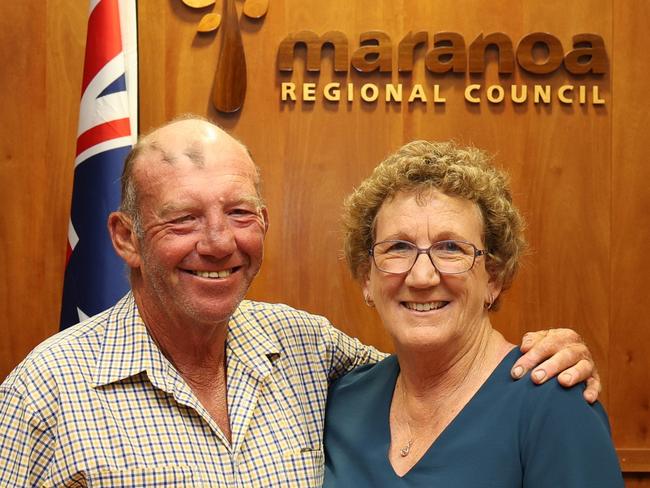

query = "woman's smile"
[[401, 301, 449, 312]]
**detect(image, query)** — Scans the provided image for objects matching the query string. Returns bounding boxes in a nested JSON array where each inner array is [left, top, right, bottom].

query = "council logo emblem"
[[181, 0, 269, 113]]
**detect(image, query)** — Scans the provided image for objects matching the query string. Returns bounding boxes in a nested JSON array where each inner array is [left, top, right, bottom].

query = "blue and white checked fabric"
[[0, 293, 384, 487]]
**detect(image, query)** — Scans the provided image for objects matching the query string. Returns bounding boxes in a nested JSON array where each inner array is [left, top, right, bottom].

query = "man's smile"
[[187, 267, 240, 279]]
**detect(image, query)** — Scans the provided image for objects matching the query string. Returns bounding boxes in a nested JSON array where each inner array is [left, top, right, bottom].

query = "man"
[[0, 117, 599, 486]]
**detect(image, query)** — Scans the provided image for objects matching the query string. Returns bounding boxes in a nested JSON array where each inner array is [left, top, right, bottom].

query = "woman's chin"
[[389, 323, 453, 351]]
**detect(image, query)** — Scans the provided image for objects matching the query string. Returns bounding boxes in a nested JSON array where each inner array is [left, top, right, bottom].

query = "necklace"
[[397, 377, 414, 457], [400, 438, 413, 457]]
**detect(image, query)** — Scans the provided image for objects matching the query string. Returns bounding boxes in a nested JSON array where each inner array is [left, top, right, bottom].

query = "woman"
[[323, 141, 623, 486]]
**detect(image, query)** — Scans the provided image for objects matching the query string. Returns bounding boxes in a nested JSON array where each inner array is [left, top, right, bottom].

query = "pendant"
[[400, 440, 413, 457]]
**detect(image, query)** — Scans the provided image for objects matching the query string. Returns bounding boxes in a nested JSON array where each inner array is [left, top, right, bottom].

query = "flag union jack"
[[61, 0, 138, 329]]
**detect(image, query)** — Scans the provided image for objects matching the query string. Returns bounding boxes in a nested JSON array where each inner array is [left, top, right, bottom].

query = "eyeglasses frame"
[[369, 239, 489, 275]]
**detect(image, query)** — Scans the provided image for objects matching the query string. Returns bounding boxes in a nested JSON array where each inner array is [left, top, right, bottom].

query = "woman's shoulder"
[[504, 358, 623, 486], [495, 348, 614, 459], [328, 355, 398, 399], [481, 347, 622, 486], [502, 349, 600, 408], [499, 348, 606, 416]]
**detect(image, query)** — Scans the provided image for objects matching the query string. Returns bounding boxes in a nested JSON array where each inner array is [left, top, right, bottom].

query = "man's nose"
[[404, 253, 441, 288], [196, 218, 237, 257]]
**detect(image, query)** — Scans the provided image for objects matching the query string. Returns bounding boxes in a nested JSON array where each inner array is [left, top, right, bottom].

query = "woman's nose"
[[404, 253, 441, 288]]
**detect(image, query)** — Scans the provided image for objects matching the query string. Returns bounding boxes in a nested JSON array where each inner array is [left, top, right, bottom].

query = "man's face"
[[129, 122, 268, 327]]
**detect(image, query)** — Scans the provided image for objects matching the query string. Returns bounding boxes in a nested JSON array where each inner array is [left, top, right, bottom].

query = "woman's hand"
[[510, 328, 601, 403]]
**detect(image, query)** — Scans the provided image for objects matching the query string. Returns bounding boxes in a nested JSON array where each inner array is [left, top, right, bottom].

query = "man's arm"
[[510, 328, 601, 403], [0, 383, 54, 486], [320, 319, 387, 382]]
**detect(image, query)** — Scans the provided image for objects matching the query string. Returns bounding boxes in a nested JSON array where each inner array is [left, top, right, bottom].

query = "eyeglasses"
[[369, 239, 488, 275]]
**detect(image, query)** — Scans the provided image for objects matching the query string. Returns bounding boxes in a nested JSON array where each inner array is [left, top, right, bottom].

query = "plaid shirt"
[[0, 293, 384, 487]]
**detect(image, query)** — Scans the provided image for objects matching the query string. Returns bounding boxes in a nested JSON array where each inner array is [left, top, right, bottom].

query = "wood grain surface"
[[611, 0, 650, 478], [0, 0, 82, 384]]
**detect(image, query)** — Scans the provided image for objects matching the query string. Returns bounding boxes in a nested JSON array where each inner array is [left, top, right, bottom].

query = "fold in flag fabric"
[[60, 0, 138, 330]]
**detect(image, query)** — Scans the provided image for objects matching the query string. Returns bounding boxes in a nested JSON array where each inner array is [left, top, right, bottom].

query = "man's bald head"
[[119, 116, 262, 235]]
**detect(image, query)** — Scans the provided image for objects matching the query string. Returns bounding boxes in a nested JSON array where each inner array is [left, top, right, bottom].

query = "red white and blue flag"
[[61, 0, 138, 329]]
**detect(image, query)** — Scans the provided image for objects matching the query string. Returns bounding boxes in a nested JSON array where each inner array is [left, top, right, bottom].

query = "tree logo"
[[181, 0, 269, 113]]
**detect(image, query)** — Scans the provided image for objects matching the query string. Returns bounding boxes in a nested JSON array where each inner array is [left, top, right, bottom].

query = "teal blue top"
[[323, 348, 623, 487]]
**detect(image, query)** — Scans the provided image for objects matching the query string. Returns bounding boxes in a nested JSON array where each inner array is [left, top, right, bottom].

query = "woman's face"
[[364, 190, 501, 351]]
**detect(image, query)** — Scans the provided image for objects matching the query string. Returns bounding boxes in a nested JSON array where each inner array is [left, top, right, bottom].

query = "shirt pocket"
[[87, 464, 195, 487], [283, 448, 324, 487]]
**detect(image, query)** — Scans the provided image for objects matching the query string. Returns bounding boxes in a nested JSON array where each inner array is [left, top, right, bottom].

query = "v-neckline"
[[384, 347, 519, 479]]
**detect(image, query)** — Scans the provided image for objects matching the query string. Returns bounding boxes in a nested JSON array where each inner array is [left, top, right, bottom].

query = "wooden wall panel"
[[626, 475, 650, 488], [0, 1, 84, 380], [0, 0, 648, 483], [611, 0, 650, 477], [0, 3, 46, 379]]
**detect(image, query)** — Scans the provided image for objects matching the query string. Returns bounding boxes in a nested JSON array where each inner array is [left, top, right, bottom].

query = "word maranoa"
[[277, 31, 606, 75]]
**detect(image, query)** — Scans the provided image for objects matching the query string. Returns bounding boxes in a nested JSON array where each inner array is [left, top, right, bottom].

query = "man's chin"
[[187, 303, 234, 323], [183, 294, 247, 325]]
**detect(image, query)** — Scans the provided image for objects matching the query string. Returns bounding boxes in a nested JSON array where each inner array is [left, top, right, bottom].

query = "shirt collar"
[[92, 295, 281, 387], [92, 292, 171, 389], [226, 300, 281, 381]]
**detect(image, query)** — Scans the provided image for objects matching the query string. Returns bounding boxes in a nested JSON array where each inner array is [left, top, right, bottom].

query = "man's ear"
[[260, 206, 270, 234], [108, 211, 142, 268]]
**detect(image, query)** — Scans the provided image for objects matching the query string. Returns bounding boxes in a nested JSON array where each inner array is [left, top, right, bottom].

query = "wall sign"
[[278, 31, 607, 108], [180, 2, 607, 112]]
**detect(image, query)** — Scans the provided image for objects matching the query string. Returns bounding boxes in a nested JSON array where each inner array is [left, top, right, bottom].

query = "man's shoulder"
[[1, 306, 112, 392], [237, 300, 332, 328], [233, 300, 349, 356]]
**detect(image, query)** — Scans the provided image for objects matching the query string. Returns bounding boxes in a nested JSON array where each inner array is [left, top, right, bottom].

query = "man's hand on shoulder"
[[510, 328, 600, 404]]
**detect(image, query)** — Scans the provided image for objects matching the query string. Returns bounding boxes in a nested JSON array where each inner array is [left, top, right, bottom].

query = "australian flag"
[[60, 0, 138, 329]]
